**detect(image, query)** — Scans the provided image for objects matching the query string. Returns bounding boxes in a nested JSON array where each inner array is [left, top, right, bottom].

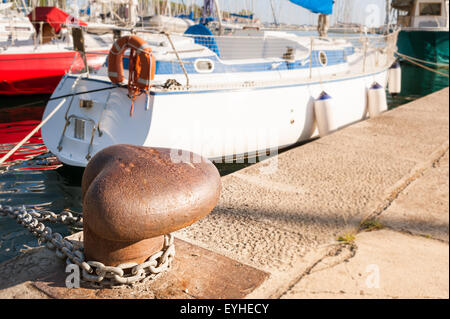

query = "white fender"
[[388, 61, 401, 95], [314, 91, 334, 137], [367, 82, 388, 118]]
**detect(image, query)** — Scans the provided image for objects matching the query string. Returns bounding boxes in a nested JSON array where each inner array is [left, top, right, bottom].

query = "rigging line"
[[396, 53, 449, 78], [3, 99, 47, 109], [3, 85, 122, 111], [270, 0, 278, 26], [47, 84, 122, 102]]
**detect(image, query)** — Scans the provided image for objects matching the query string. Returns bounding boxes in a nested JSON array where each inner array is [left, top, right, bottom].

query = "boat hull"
[[0, 51, 107, 95], [42, 69, 388, 167], [397, 29, 449, 65]]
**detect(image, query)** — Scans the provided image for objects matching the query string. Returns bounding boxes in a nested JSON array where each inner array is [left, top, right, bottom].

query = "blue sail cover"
[[288, 0, 334, 15], [230, 13, 254, 20], [177, 12, 195, 21], [184, 24, 220, 57]]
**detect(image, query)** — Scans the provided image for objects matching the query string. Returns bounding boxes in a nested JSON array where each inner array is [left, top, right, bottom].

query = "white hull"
[[41, 29, 398, 167], [42, 69, 388, 167]]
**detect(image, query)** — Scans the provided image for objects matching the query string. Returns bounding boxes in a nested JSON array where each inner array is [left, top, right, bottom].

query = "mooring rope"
[[396, 51, 449, 68], [395, 52, 449, 78], [0, 99, 67, 165], [0, 84, 123, 165]]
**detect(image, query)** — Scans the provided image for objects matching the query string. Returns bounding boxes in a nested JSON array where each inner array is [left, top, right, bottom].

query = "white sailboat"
[[41, 0, 400, 167], [141, 0, 194, 33], [0, 1, 34, 42]]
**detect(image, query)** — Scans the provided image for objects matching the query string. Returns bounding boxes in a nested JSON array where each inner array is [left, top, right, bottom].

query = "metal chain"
[[0, 204, 175, 288], [35, 209, 84, 228]]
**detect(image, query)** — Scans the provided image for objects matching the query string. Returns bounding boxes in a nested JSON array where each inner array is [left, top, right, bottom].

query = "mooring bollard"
[[81, 145, 221, 267]]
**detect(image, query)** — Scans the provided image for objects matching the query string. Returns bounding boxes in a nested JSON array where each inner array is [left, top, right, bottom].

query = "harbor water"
[[0, 62, 448, 264]]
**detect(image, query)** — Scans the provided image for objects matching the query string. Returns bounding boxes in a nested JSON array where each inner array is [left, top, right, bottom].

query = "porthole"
[[194, 59, 215, 73], [318, 51, 328, 66]]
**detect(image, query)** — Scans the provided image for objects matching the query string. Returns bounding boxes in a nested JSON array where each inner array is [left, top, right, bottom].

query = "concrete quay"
[[0, 88, 448, 299]]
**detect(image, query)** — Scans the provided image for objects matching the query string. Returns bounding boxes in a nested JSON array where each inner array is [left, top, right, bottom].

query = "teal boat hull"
[[397, 29, 449, 65]]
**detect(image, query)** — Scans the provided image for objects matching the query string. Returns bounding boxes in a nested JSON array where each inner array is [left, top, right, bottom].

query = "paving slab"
[[379, 150, 449, 242], [281, 229, 449, 299]]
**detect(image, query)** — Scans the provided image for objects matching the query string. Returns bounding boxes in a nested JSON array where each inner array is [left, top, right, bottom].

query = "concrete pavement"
[[282, 149, 449, 299], [0, 88, 448, 299]]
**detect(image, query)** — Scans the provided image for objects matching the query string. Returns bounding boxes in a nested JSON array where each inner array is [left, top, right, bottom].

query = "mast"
[[129, 0, 137, 25], [385, 0, 392, 26], [270, 0, 278, 26], [167, 0, 172, 16], [287, 0, 333, 35], [318, 13, 329, 37], [213, 0, 223, 34], [20, 0, 28, 14], [251, 0, 254, 23]]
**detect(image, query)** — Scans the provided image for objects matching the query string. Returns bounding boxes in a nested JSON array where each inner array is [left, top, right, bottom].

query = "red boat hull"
[[0, 51, 107, 95]]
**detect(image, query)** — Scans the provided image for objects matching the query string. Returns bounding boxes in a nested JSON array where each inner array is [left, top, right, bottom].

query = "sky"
[[72, 0, 389, 27], [174, 0, 389, 26]]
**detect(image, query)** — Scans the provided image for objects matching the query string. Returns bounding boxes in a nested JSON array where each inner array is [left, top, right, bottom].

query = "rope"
[[5, 85, 121, 110], [4, 99, 48, 109], [396, 52, 449, 68], [0, 99, 67, 165], [395, 52, 449, 78], [0, 85, 122, 165], [49, 85, 121, 101], [164, 32, 190, 88]]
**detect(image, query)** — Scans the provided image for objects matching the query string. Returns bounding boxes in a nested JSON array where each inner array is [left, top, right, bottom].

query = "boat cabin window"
[[194, 59, 215, 73], [318, 51, 328, 66], [419, 3, 442, 16]]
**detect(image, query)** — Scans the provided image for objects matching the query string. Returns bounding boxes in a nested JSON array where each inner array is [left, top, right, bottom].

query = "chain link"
[[36, 209, 84, 228], [0, 204, 175, 288]]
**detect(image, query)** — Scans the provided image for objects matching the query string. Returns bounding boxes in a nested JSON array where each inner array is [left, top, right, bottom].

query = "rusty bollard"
[[81, 145, 221, 266]]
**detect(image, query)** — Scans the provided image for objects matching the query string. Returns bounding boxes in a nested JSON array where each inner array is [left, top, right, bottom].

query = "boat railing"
[[63, 26, 400, 91], [145, 29, 400, 89]]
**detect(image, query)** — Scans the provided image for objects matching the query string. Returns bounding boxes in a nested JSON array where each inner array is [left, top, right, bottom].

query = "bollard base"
[[33, 236, 269, 299], [84, 226, 165, 266]]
